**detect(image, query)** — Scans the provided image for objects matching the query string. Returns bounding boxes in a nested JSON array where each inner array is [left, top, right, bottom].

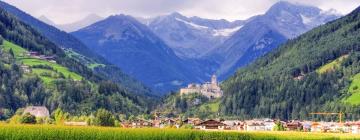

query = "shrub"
[[353, 86, 358, 90], [94, 109, 115, 127], [20, 113, 36, 124]]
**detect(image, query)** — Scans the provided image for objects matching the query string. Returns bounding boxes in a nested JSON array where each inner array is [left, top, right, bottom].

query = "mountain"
[[0, 1, 155, 97], [220, 5, 360, 120], [207, 1, 341, 79], [56, 14, 104, 32], [38, 15, 56, 26], [146, 12, 246, 58], [0, 1, 104, 63], [72, 15, 204, 94], [0, 7, 152, 117]]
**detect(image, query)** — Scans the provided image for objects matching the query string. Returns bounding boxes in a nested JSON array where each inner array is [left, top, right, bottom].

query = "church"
[[180, 75, 223, 99]]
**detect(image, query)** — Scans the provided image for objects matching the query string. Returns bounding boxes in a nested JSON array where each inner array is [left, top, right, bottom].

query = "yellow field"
[[0, 124, 359, 140]]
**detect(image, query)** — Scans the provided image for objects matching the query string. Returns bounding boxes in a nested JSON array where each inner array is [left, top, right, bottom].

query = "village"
[[17, 106, 360, 134]]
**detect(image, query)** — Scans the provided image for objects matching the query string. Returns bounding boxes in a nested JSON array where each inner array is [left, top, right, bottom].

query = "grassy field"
[[344, 73, 360, 105], [199, 100, 220, 113], [317, 55, 348, 74], [64, 48, 105, 69], [1, 40, 82, 84], [0, 124, 359, 140]]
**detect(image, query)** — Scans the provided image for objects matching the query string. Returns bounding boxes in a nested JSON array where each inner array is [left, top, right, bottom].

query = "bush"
[[20, 113, 36, 124], [94, 109, 115, 127]]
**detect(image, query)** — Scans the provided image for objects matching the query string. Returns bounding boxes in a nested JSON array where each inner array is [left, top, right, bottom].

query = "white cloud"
[[2, 0, 360, 24]]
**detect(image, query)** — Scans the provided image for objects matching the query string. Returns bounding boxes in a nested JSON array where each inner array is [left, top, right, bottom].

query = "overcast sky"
[[2, 0, 360, 24]]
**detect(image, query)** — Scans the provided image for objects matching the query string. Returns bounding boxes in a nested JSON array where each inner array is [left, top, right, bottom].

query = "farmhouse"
[[180, 75, 223, 99], [23, 106, 49, 118], [131, 119, 153, 128], [183, 118, 202, 125], [222, 120, 244, 130], [195, 119, 227, 130], [20, 65, 31, 73], [285, 120, 302, 131], [245, 121, 266, 131]]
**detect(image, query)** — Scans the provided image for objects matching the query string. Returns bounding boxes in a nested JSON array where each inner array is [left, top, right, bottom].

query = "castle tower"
[[211, 74, 217, 86]]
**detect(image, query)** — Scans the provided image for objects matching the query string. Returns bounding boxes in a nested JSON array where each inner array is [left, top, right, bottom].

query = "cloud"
[[3, 0, 360, 24]]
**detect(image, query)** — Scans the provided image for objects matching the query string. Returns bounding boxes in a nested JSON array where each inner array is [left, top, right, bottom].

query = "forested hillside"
[[220, 6, 360, 120], [0, 1, 155, 97], [0, 8, 152, 119]]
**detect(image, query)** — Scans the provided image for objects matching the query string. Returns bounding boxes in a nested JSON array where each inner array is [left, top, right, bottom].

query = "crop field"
[[0, 124, 359, 140]]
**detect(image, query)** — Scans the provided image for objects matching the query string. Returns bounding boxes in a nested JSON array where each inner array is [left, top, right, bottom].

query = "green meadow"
[[1, 40, 82, 84]]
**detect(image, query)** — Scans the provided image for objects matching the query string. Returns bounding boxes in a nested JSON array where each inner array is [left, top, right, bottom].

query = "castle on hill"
[[180, 75, 223, 98]]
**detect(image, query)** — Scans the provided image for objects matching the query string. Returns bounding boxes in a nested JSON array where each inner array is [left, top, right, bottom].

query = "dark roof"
[[196, 119, 227, 127]]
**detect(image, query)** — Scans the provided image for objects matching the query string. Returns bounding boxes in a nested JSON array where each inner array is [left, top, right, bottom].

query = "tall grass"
[[0, 124, 359, 140]]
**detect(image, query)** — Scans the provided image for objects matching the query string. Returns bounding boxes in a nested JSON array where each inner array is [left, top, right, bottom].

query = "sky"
[[2, 0, 360, 24]]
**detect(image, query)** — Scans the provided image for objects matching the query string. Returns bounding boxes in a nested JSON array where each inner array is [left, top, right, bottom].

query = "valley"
[[0, 0, 359, 139]]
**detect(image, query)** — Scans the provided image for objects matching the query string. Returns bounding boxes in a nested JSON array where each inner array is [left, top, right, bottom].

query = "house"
[[152, 120, 163, 128], [131, 119, 153, 128], [163, 118, 177, 126], [349, 122, 360, 134], [245, 121, 266, 131], [23, 106, 50, 118], [222, 120, 244, 130], [311, 122, 323, 132], [301, 121, 312, 132], [27, 51, 39, 56], [120, 122, 132, 128], [286, 121, 302, 131], [20, 65, 31, 73], [263, 119, 276, 131], [183, 118, 202, 125], [195, 119, 227, 130]]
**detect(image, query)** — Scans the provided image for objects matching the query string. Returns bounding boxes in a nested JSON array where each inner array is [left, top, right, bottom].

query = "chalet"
[[183, 118, 202, 125], [311, 122, 323, 132], [131, 119, 153, 128], [263, 119, 276, 131], [20, 65, 31, 73], [23, 106, 49, 118], [163, 118, 177, 126], [301, 121, 312, 132], [195, 119, 227, 130], [245, 121, 266, 131], [222, 120, 244, 130], [349, 122, 360, 134], [27, 51, 39, 56], [120, 122, 132, 128], [152, 120, 163, 128], [286, 121, 302, 131]]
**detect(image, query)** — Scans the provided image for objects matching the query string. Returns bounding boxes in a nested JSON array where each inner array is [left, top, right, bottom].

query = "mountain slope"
[[56, 14, 103, 32], [220, 5, 360, 120], [208, 1, 340, 79], [0, 7, 151, 116], [0, 1, 155, 96], [147, 12, 245, 58], [0, 1, 104, 63], [72, 15, 204, 93]]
